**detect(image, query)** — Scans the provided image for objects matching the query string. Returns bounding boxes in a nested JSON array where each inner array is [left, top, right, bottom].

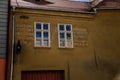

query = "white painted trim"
[[34, 22, 51, 47], [34, 22, 36, 47], [58, 23, 74, 48]]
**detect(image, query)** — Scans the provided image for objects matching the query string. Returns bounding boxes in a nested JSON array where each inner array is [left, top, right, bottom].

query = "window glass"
[[66, 33, 71, 39], [43, 39, 48, 46], [36, 39, 41, 46], [36, 32, 41, 38], [36, 24, 41, 29], [60, 40, 65, 46], [59, 25, 64, 31], [67, 40, 72, 47], [43, 32, 48, 38], [60, 32, 65, 39], [43, 24, 48, 30], [66, 25, 71, 31]]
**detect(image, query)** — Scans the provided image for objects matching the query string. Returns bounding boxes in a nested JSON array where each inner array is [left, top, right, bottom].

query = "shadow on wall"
[[113, 74, 120, 80], [23, 0, 53, 5], [82, 58, 120, 80]]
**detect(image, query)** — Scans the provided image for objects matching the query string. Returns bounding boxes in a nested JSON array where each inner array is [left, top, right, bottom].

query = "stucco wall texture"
[[9, 9, 120, 80]]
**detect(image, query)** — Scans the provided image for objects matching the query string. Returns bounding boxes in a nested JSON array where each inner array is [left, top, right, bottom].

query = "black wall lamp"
[[16, 40, 22, 54]]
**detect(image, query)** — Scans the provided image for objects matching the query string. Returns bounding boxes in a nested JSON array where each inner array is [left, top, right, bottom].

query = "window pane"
[[59, 25, 64, 31], [67, 40, 72, 47], [36, 39, 41, 46], [60, 32, 65, 39], [43, 24, 48, 30], [66, 25, 71, 31], [43, 39, 49, 46], [60, 40, 65, 47], [66, 33, 71, 39], [36, 23, 41, 29], [36, 32, 41, 38], [43, 32, 48, 38]]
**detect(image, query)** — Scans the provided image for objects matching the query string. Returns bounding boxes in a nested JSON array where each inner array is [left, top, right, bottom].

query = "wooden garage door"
[[21, 70, 64, 80]]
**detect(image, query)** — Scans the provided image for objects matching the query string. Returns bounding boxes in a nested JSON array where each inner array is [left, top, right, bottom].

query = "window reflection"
[[36, 32, 41, 38], [66, 25, 71, 31], [59, 25, 64, 31], [60, 40, 65, 46], [43, 24, 48, 30], [60, 33, 65, 39], [43, 39, 49, 46], [36, 24, 41, 29], [43, 32, 48, 38], [66, 33, 71, 39]]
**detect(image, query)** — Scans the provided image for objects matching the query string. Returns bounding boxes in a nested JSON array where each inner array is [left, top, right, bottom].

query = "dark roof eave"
[[94, 7, 120, 10], [11, 5, 96, 14], [11, 5, 120, 14]]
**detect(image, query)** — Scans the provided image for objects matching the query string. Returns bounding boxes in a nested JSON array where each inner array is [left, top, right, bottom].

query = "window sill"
[[58, 46, 74, 49], [34, 46, 51, 49]]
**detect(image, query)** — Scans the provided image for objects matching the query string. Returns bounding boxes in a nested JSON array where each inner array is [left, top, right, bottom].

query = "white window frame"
[[58, 24, 73, 48], [34, 22, 50, 47]]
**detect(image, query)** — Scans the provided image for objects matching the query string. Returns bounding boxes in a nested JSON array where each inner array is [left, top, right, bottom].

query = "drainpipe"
[[10, 6, 16, 80]]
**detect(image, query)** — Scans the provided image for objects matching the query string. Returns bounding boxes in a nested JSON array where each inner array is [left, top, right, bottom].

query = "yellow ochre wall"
[[10, 9, 120, 80]]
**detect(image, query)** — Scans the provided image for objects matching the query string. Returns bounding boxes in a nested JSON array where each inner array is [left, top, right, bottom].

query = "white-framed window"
[[34, 22, 50, 47], [58, 24, 73, 48]]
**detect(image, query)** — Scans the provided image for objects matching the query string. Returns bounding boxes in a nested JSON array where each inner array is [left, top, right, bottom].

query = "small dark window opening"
[[23, 0, 53, 5], [35, 0, 40, 1]]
